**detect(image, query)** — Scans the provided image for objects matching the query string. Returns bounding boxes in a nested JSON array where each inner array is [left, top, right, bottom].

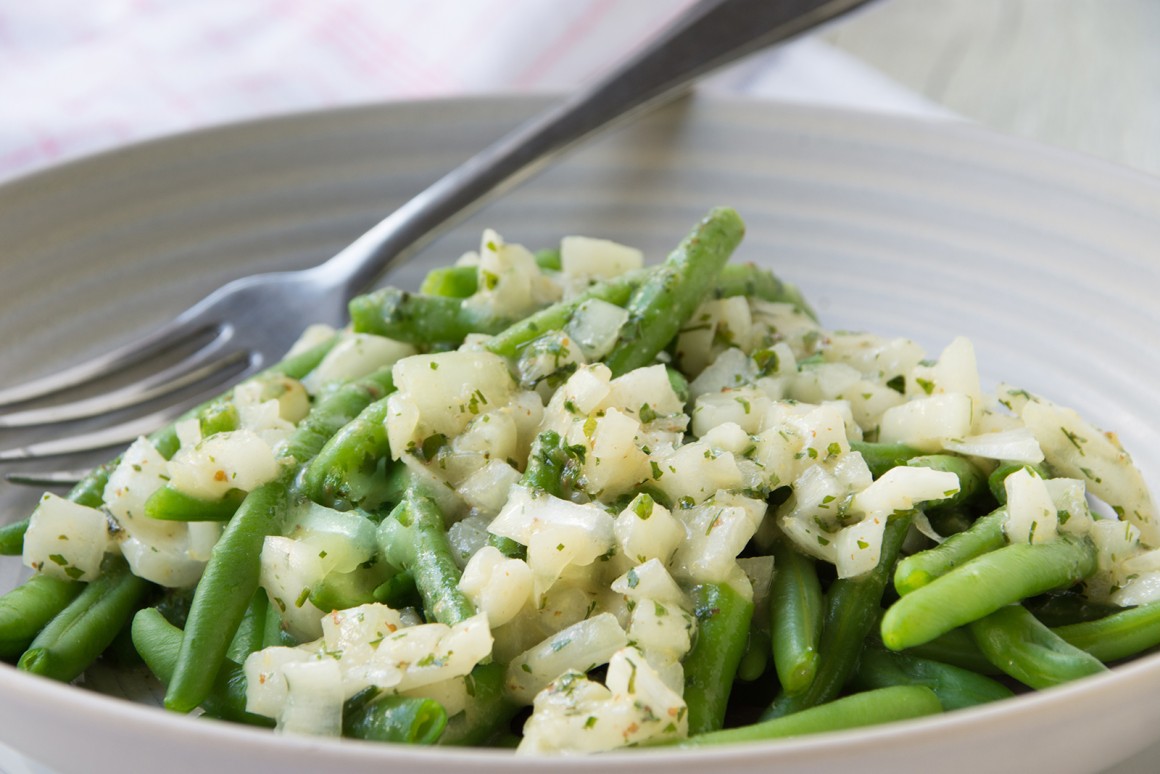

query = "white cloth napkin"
[[0, 0, 948, 185]]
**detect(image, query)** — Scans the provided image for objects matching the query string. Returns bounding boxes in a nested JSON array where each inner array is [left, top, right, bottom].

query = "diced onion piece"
[[467, 229, 559, 319], [244, 646, 316, 719], [822, 332, 925, 383], [789, 362, 863, 404], [878, 392, 973, 453], [692, 389, 769, 436], [278, 658, 344, 737], [121, 535, 205, 588], [943, 428, 1044, 464], [506, 613, 628, 705], [688, 348, 755, 400], [388, 350, 517, 454], [565, 298, 629, 361], [517, 647, 686, 755], [1046, 478, 1093, 536], [285, 502, 378, 575], [489, 486, 613, 548], [654, 441, 744, 506], [1020, 396, 1160, 546], [603, 364, 685, 418], [567, 407, 650, 499], [300, 332, 415, 395], [1003, 468, 1059, 545], [833, 466, 960, 578], [285, 323, 337, 358], [613, 495, 684, 567], [103, 437, 170, 526], [167, 429, 280, 500], [459, 546, 533, 627], [23, 493, 109, 582], [560, 236, 642, 281], [259, 536, 328, 641], [458, 459, 522, 517], [610, 558, 688, 610], [670, 491, 765, 590]]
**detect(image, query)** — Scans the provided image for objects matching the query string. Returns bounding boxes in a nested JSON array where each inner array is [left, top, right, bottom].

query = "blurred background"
[[0, 0, 1156, 185]]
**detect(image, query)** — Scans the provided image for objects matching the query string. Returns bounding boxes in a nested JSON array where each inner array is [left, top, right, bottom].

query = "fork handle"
[[316, 0, 872, 296]]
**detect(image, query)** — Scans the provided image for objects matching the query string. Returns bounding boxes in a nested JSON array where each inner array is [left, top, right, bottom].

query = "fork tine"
[[0, 354, 262, 462], [0, 316, 223, 409], [0, 338, 247, 428], [5, 469, 89, 487]]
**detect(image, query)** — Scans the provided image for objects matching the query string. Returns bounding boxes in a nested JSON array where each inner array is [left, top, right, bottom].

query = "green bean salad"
[[5, 207, 1160, 754]]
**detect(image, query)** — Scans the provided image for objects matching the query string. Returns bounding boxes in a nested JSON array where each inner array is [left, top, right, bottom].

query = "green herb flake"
[[1061, 427, 1087, 454]]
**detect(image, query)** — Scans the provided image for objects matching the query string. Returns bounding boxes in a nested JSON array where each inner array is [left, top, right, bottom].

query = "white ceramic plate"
[[1, 96, 1159, 774]]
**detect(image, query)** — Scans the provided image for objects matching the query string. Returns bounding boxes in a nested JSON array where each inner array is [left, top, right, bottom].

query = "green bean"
[[520, 430, 571, 497], [279, 366, 395, 472], [681, 686, 942, 747], [301, 393, 395, 509], [893, 507, 1008, 596], [665, 366, 690, 406], [379, 491, 475, 627], [899, 626, 1001, 675], [769, 539, 823, 695], [713, 262, 817, 321], [197, 398, 239, 437], [1053, 599, 1160, 662], [737, 627, 771, 683], [0, 574, 84, 660], [144, 485, 247, 522], [132, 607, 182, 683], [165, 481, 287, 713], [373, 568, 423, 611], [419, 266, 480, 299], [534, 247, 562, 271], [226, 589, 270, 664], [484, 270, 647, 359], [439, 663, 520, 746], [849, 440, 923, 479], [0, 520, 29, 557], [925, 506, 975, 538], [970, 604, 1107, 689], [132, 607, 274, 726], [350, 288, 514, 347], [418, 248, 561, 298], [852, 646, 1013, 710], [683, 581, 754, 735], [310, 561, 393, 613], [882, 534, 1098, 651], [764, 515, 912, 720], [906, 454, 986, 510], [1023, 591, 1123, 627], [602, 207, 744, 377], [18, 558, 151, 682], [343, 689, 448, 744]]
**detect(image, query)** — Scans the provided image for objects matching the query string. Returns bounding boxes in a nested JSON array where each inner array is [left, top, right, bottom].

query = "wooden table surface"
[[824, 0, 1159, 178]]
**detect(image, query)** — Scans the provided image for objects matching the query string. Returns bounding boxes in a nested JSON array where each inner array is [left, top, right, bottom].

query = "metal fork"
[[0, 0, 871, 476]]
